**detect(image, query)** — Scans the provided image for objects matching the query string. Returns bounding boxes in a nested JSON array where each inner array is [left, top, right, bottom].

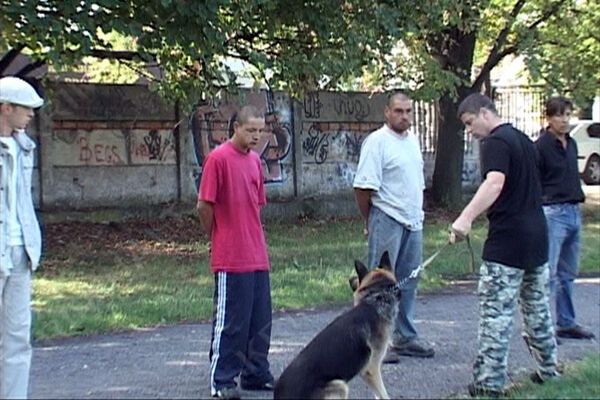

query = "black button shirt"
[[534, 129, 585, 205]]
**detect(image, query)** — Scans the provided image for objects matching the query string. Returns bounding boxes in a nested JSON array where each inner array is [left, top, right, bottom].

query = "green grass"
[[580, 202, 600, 274], [507, 354, 600, 399], [34, 259, 215, 338], [32, 206, 600, 340]]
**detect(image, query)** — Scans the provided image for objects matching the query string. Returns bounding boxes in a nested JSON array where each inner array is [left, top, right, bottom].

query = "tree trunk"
[[578, 96, 594, 120], [430, 28, 477, 209], [431, 88, 469, 209]]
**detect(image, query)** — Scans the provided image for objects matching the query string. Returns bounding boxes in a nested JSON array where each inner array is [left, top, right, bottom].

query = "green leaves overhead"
[[522, 0, 600, 110], [1, 1, 403, 103], [1, 0, 597, 109]]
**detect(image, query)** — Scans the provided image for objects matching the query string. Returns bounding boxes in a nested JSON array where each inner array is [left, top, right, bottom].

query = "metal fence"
[[494, 85, 546, 138], [414, 100, 438, 153], [412, 85, 547, 156]]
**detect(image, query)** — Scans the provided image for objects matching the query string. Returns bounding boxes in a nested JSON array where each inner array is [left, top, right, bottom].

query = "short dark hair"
[[387, 90, 411, 106], [235, 105, 264, 125], [544, 96, 573, 117], [457, 93, 498, 119]]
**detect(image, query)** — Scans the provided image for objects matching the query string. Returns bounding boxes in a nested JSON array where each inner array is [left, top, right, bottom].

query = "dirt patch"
[[42, 215, 208, 272]]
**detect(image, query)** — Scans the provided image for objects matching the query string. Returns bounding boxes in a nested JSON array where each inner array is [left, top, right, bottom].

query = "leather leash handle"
[[465, 234, 477, 274], [448, 224, 477, 274]]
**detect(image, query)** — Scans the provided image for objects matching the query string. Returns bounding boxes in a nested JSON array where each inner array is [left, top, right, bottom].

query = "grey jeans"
[[0, 246, 32, 399], [367, 206, 423, 343]]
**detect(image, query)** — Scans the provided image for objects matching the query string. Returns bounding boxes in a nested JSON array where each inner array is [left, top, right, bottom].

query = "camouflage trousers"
[[473, 261, 559, 392]]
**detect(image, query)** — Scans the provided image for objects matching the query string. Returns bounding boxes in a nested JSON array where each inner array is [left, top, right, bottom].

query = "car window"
[[587, 123, 600, 138]]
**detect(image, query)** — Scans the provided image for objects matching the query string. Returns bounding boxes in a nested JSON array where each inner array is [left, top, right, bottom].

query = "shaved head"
[[236, 105, 264, 125], [387, 91, 410, 107]]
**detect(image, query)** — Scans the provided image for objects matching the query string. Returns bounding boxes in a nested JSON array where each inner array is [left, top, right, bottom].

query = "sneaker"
[[240, 380, 274, 391], [467, 383, 503, 398], [391, 339, 434, 358], [213, 387, 241, 399], [382, 348, 401, 364], [556, 325, 595, 340]]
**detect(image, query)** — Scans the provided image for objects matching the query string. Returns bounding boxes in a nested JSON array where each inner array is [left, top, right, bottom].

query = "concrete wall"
[[295, 92, 386, 197], [34, 83, 481, 214], [187, 91, 294, 201], [39, 83, 180, 210]]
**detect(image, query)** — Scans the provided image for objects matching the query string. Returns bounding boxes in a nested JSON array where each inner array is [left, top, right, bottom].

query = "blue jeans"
[[367, 206, 422, 342], [543, 203, 581, 329]]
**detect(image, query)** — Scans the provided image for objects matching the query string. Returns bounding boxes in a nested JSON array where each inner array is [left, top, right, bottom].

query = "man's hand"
[[197, 200, 214, 235], [449, 217, 471, 244]]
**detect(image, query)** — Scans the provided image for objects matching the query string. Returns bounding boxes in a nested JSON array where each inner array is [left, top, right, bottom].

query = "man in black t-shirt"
[[449, 93, 559, 398]]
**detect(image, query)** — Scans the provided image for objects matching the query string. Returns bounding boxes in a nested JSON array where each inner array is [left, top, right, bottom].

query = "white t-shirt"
[[0, 136, 25, 245], [353, 124, 425, 230]]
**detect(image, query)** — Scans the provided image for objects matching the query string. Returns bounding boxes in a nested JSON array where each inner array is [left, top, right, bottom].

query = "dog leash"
[[395, 233, 477, 288], [395, 241, 450, 288], [465, 234, 477, 274]]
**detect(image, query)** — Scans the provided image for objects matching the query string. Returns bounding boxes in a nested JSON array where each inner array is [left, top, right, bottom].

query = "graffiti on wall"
[[303, 92, 323, 119], [303, 92, 373, 123], [332, 95, 371, 122], [52, 128, 176, 166], [78, 135, 124, 165], [190, 91, 292, 185], [130, 129, 176, 164], [301, 124, 368, 165], [299, 92, 382, 192], [53, 130, 127, 166], [301, 122, 373, 163], [302, 124, 329, 164]]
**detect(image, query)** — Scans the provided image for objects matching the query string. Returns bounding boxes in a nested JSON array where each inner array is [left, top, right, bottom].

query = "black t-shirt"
[[534, 129, 585, 205], [480, 123, 548, 270]]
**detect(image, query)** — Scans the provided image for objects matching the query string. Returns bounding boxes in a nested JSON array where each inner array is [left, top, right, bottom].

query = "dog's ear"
[[349, 276, 359, 291], [354, 260, 369, 282], [379, 251, 392, 272]]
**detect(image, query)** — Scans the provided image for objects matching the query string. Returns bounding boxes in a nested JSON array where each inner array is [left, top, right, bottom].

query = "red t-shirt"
[[199, 141, 270, 273]]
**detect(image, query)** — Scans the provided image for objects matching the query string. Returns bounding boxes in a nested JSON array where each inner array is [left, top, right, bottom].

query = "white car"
[[570, 120, 600, 185]]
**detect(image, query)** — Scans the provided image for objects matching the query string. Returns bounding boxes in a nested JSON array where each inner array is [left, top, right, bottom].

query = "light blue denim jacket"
[[0, 131, 42, 275]]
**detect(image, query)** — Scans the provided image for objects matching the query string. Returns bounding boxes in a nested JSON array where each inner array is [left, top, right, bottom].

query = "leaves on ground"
[[42, 215, 208, 273]]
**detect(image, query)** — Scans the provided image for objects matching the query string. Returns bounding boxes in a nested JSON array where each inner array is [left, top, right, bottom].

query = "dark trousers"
[[209, 270, 272, 394]]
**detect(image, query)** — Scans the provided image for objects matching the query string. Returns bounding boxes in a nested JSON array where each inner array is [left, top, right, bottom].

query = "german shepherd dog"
[[274, 252, 400, 399]]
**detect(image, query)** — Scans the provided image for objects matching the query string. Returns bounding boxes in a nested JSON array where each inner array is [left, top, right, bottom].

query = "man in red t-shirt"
[[197, 105, 274, 400]]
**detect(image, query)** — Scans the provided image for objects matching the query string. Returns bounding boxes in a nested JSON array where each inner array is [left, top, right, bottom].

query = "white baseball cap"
[[0, 76, 44, 108]]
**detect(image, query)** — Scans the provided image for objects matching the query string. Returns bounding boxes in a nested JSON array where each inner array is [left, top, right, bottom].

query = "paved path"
[[30, 279, 600, 399]]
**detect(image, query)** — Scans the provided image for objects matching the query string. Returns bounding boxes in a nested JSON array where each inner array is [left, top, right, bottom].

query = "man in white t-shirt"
[[353, 91, 434, 362], [0, 76, 44, 399]]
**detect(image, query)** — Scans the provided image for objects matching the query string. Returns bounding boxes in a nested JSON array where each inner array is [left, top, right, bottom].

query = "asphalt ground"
[[29, 184, 600, 399], [29, 278, 599, 399]]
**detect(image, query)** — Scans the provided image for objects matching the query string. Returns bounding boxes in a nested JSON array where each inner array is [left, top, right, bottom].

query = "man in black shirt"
[[535, 97, 594, 340], [450, 93, 559, 397]]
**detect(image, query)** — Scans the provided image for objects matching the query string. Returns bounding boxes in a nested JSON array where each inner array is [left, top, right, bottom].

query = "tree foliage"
[[1, 0, 597, 207], [348, 0, 598, 206], [1, 1, 405, 105], [523, 0, 600, 114]]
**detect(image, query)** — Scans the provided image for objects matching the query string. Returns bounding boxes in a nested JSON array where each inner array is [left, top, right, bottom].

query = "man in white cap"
[[0, 76, 44, 399]]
